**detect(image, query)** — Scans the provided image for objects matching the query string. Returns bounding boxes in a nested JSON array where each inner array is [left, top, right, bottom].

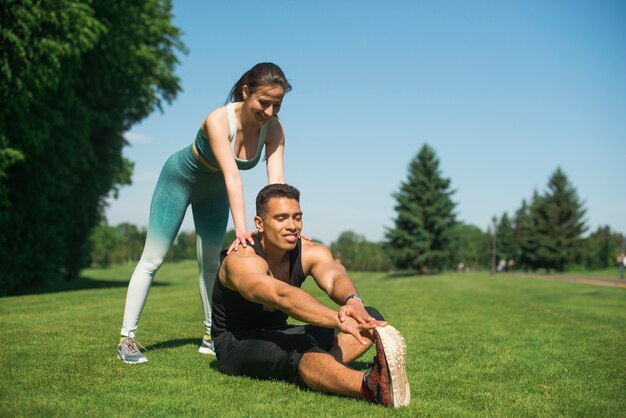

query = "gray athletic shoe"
[[198, 335, 215, 355], [117, 332, 148, 364]]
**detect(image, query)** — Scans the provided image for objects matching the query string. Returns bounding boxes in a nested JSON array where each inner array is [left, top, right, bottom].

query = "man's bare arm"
[[221, 251, 380, 343], [306, 242, 381, 325]]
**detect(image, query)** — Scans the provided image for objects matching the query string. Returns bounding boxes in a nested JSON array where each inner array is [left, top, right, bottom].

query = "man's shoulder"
[[300, 239, 334, 264], [223, 246, 267, 271], [301, 238, 329, 253]]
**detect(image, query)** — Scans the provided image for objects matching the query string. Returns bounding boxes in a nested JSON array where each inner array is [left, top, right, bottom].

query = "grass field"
[[1, 262, 625, 417]]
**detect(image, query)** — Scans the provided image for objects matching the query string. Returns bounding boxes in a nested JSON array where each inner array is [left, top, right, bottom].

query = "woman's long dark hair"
[[226, 63, 292, 104]]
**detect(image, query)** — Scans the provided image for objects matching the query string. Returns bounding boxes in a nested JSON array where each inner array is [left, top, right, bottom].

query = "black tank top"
[[211, 236, 307, 337]]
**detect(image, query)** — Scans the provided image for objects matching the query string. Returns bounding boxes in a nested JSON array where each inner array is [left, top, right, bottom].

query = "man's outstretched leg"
[[298, 325, 410, 408]]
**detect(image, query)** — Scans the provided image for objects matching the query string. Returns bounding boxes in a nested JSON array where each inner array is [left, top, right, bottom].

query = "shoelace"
[[123, 337, 148, 354]]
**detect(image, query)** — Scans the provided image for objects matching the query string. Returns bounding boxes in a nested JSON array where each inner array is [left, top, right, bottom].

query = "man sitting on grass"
[[210, 184, 410, 408]]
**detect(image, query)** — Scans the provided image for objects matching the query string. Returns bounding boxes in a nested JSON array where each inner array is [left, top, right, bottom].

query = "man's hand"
[[338, 299, 387, 326], [337, 316, 384, 345]]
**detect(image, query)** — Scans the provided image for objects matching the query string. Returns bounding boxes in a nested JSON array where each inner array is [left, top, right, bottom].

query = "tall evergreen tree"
[[513, 198, 533, 271], [0, 0, 185, 293], [496, 212, 515, 263], [532, 168, 587, 272], [385, 144, 456, 272]]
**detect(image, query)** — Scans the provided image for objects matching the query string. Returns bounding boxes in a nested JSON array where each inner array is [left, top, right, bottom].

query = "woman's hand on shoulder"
[[227, 230, 257, 254]]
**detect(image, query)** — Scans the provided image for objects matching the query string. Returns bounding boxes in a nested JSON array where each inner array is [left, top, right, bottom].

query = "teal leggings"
[[120, 146, 229, 336]]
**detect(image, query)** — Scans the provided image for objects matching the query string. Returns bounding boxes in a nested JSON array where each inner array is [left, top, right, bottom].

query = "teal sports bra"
[[193, 102, 268, 171]]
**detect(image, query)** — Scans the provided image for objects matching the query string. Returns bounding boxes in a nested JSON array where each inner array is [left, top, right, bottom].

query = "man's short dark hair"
[[256, 184, 300, 217]]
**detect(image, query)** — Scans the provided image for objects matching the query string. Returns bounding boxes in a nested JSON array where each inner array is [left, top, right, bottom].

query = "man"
[[211, 184, 410, 407]]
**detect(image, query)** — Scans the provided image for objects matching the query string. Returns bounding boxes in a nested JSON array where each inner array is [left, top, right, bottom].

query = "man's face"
[[256, 197, 302, 251]]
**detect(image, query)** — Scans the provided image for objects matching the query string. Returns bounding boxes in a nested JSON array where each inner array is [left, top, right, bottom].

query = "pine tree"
[[496, 212, 515, 263], [532, 168, 587, 272], [385, 144, 456, 272], [512, 197, 539, 271]]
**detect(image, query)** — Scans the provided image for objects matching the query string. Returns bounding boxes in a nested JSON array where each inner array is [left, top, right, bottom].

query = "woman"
[[117, 63, 291, 364]]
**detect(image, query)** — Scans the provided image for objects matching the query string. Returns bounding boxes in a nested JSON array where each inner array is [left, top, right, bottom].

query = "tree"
[[114, 223, 146, 265], [169, 230, 197, 261], [385, 144, 456, 272], [222, 229, 236, 250], [512, 197, 540, 271], [88, 223, 146, 267], [582, 226, 624, 270], [0, 0, 185, 293], [330, 230, 392, 271], [531, 168, 587, 272], [448, 223, 489, 270], [88, 225, 118, 268], [496, 212, 515, 264]]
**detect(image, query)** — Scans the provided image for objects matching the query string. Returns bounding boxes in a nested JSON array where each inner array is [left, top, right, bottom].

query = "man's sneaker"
[[198, 335, 215, 355], [361, 325, 410, 407], [117, 332, 148, 364]]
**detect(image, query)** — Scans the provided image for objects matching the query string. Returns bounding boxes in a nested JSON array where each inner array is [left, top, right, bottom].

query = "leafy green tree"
[[385, 144, 456, 272], [169, 230, 197, 261], [582, 226, 624, 270], [88, 225, 116, 268], [222, 229, 236, 250], [88, 223, 145, 266], [330, 230, 392, 271], [448, 223, 489, 271], [0, 0, 185, 293], [531, 168, 587, 272], [114, 223, 146, 265]]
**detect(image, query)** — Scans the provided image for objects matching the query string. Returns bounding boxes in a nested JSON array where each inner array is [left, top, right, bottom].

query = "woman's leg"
[[120, 152, 193, 336], [192, 180, 230, 338]]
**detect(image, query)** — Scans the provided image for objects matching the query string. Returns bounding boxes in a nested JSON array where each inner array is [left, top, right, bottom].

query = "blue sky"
[[106, 0, 626, 245]]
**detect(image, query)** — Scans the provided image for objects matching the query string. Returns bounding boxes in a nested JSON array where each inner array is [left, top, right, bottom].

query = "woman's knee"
[[138, 254, 165, 275]]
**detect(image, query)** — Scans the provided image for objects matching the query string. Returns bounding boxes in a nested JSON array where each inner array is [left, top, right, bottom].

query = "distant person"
[[117, 63, 293, 364], [617, 250, 625, 280], [507, 258, 515, 272], [211, 184, 410, 407]]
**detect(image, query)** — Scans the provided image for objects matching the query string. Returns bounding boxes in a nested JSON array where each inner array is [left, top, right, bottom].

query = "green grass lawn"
[[1, 262, 625, 417]]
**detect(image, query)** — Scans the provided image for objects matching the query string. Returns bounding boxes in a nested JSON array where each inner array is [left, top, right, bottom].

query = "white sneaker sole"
[[117, 354, 148, 364], [375, 325, 410, 407], [198, 346, 216, 355]]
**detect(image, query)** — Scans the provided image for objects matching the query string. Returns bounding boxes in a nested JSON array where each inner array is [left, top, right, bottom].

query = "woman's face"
[[242, 85, 286, 124]]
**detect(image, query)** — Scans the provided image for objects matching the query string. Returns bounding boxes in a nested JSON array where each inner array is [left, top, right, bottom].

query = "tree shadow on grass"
[[3, 276, 170, 297]]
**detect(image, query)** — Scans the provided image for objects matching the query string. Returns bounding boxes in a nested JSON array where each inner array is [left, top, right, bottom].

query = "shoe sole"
[[375, 325, 410, 407], [198, 346, 216, 355], [117, 354, 148, 364]]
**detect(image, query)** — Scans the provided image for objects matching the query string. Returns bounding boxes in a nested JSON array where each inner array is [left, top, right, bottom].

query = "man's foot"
[[117, 331, 148, 364], [361, 325, 410, 407], [198, 335, 215, 355]]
